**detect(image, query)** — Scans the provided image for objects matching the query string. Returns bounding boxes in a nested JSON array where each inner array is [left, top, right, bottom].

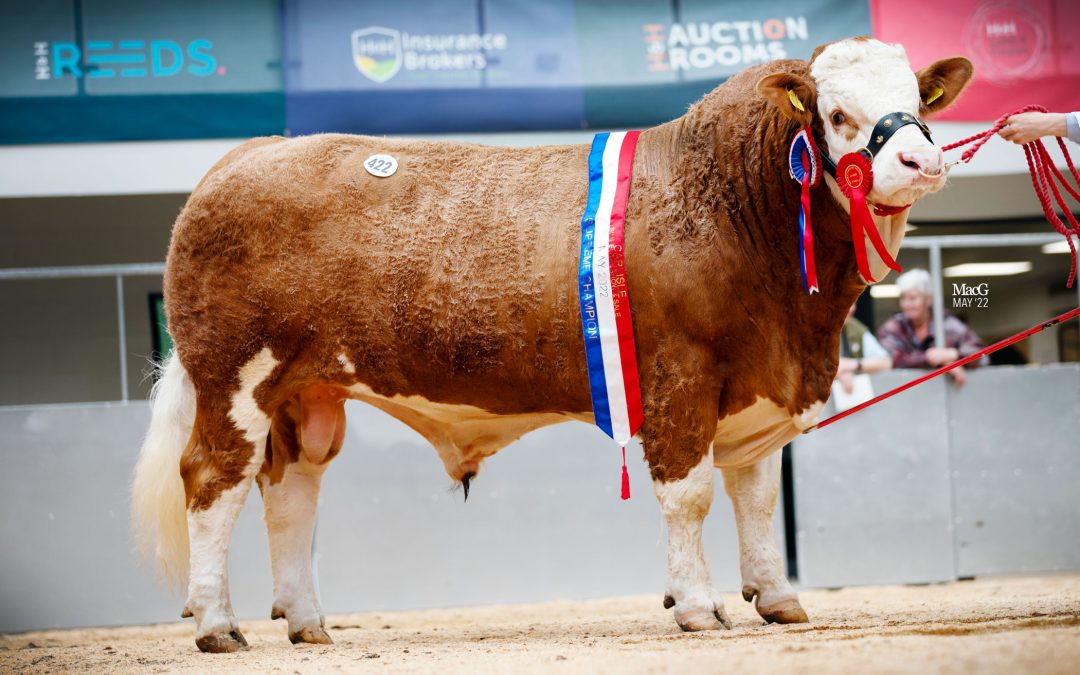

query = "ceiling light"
[[943, 262, 1032, 277], [1042, 238, 1077, 254], [870, 284, 900, 298]]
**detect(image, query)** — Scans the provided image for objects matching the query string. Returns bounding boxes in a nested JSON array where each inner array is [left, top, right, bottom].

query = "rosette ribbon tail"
[[859, 201, 903, 276], [849, 194, 877, 283], [836, 151, 901, 283], [798, 149, 819, 294], [788, 128, 822, 295]]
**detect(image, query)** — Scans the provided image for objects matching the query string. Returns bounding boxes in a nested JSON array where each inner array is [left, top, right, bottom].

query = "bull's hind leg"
[[721, 452, 808, 624], [181, 348, 277, 653], [257, 387, 345, 645], [647, 442, 730, 632]]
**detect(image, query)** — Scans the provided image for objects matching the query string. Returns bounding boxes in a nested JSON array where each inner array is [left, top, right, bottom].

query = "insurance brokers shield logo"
[[351, 27, 401, 83]]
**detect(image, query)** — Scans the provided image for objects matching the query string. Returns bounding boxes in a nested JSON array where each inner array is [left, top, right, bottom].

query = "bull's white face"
[[811, 39, 945, 207]]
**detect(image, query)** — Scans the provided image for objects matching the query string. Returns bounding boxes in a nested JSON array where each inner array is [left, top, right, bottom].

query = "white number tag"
[[364, 153, 398, 177]]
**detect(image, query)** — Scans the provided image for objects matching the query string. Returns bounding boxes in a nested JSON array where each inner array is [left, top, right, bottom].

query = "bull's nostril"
[[901, 159, 920, 170]]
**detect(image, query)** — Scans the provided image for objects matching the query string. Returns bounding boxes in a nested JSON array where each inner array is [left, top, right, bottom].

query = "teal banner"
[[0, 0, 284, 144]]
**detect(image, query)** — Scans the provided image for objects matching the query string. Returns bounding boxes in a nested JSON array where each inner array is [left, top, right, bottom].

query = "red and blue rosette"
[[788, 127, 821, 294]]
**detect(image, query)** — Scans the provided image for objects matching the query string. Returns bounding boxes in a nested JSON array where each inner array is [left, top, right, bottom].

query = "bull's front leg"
[[721, 451, 808, 624], [652, 444, 731, 631]]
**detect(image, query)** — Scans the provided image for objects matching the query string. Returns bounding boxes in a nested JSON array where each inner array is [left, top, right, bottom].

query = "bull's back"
[[166, 134, 595, 410]]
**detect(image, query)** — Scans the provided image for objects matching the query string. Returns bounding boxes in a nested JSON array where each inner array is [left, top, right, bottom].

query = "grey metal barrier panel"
[[792, 371, 957, 588], [947, 364, 1080, 577], [0, 400, 776, 633]]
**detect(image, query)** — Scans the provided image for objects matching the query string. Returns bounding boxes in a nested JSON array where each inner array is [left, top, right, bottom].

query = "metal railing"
[[0, 263, 165, 402], [0, 232, 1076, 405]]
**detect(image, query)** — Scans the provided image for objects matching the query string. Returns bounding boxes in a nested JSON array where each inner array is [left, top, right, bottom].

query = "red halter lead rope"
[[809, 306, 1080, 432], [940, 104, 1080, 287]]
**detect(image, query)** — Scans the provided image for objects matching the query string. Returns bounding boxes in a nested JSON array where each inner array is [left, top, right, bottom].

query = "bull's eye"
[[830, 110, 846, 126]]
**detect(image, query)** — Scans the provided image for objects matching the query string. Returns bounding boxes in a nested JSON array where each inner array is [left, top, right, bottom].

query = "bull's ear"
[[757, 72, 816, 127], [916, 57, 974, 117]]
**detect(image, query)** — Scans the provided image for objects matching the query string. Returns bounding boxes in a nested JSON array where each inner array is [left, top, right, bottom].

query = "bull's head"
[[757, 38, 974, 282]]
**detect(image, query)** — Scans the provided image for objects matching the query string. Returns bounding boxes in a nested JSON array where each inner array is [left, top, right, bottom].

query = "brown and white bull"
[[132, 37, 972, 652]]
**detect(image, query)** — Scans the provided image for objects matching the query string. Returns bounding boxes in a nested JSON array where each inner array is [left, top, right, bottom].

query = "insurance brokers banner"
[[282, 0, 871, 135]]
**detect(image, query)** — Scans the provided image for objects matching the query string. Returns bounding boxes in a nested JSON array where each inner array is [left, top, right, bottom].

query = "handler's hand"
[[947, 365, 967, 387], [925, 347, 959, 366], [998, 112, 1067, 145], [836, 370, 855, 395]]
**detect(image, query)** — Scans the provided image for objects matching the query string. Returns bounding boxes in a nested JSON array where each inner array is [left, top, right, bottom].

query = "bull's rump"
[[165, 134, 597, 413]]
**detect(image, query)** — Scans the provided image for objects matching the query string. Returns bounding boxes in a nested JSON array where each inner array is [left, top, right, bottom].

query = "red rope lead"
[[810, 306, 1080, 432], [941, 105, 1080, 287]]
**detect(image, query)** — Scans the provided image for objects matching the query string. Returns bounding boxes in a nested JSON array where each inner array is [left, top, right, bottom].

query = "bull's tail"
[[131, 352, 195, 588]]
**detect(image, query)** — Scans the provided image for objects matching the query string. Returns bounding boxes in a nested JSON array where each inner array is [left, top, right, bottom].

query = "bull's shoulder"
[[193, 135, 289, 191]]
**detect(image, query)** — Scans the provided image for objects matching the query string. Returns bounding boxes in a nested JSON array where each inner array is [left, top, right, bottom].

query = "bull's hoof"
[[714, 607, 733, 630], [759, 598, 809, 624], [289, 626, 333, 645], [674, 604, 731, 632], [196, 629, 249, 653]]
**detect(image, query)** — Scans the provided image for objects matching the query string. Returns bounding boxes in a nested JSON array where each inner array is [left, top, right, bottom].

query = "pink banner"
[[871, 0, 1080, 121]]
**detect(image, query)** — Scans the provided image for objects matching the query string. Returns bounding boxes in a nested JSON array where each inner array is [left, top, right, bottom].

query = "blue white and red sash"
[[578, 131, 644, 491]]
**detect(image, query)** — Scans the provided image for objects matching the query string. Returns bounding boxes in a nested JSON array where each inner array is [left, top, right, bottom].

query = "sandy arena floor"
[[2, 574, 1079, 674]]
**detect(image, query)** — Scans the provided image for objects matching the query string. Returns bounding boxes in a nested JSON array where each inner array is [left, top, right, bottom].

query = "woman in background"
[[876, 269, 987, 386]]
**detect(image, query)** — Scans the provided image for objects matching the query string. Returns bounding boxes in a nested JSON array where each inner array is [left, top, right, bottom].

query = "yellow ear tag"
[[925, 86, 944, 105], [787, 89, 806, 112]]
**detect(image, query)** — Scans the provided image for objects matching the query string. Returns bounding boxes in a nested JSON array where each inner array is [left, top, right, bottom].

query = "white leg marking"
[[721, 451, 805, 622], [186, 348, 278, 641], [653, 446, 729, 631], [229, 346, 278, 444], [258, 458, 328, 640], [186, 475, 260, 637]]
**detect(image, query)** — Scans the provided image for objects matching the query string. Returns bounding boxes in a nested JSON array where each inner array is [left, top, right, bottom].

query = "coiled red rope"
[[941, 104, 1080, 287]]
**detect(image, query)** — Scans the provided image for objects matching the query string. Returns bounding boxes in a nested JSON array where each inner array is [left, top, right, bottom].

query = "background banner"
[[283, 0, 871, 135], [870, 0, 1080, 122], [0, 0, 284, 144], [2, 0, 875, 143]]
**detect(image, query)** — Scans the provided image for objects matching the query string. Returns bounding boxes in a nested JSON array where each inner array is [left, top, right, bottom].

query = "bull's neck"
[[635, 104, 868, 332]]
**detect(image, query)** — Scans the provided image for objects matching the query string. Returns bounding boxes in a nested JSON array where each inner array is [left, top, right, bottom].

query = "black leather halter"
[[819, 111, 934, 178]]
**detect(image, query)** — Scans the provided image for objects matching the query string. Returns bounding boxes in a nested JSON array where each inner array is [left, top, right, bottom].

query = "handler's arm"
[[998, 111, 1070, 145]]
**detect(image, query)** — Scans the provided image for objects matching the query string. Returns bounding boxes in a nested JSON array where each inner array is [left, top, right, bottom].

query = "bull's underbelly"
[[711, 397, 824, 469], [342, 373, 822, 479], [346, 382, 571, 481]]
